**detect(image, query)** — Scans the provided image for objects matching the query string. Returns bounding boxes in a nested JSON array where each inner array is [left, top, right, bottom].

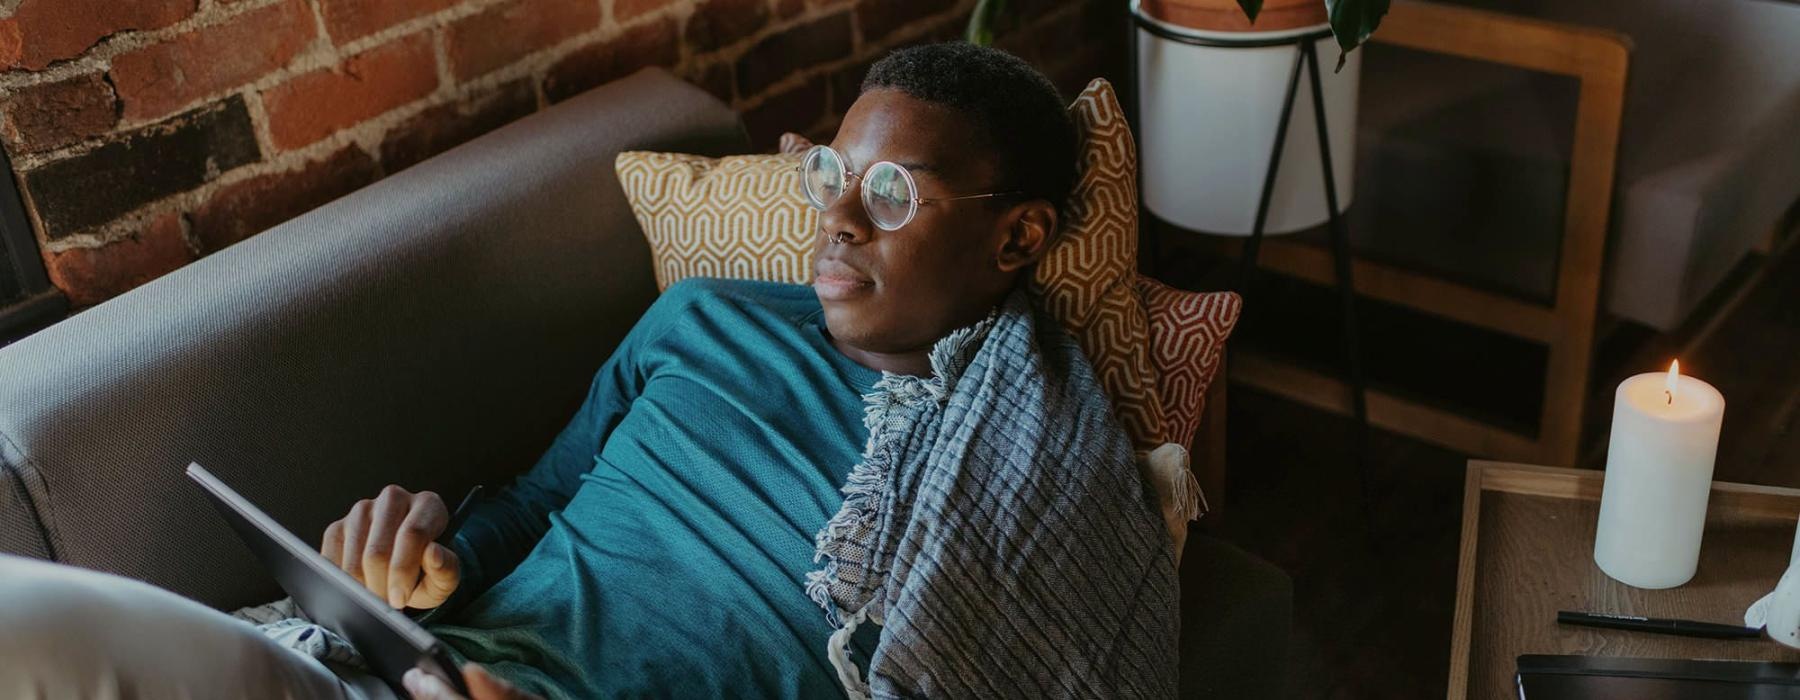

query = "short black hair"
[[861, 43, 1078, 218]]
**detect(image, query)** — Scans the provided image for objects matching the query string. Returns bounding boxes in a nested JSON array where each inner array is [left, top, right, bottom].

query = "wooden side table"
[[1449, 461, 1800, 699]]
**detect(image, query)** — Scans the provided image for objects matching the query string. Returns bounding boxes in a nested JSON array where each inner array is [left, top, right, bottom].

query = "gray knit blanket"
[[806, 289, 1180, 699]]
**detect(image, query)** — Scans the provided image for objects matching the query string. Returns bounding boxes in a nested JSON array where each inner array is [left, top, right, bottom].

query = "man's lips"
[[814, 259, 873, 301]]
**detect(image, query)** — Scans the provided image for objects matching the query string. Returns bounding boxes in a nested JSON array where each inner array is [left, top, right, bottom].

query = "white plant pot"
[[1134, 7, 1362, 236]]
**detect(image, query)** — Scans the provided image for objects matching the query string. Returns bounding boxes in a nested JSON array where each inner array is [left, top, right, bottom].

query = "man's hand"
[[404, 664, 542, 700], [320, 485, 460, 609], [779, 132, 815, 155]]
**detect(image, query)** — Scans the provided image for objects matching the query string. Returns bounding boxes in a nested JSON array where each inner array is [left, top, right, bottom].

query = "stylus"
[[1557, 611, 1763, 639]]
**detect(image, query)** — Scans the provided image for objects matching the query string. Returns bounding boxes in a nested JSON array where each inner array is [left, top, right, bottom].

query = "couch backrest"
[[0, 69, 748, 610]]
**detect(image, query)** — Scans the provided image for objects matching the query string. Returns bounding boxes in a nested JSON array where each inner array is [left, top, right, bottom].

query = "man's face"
[[812, 89, 1017, 355]]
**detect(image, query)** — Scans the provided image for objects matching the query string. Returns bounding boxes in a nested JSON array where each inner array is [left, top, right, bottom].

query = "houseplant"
[[969, 0, 1388, 236]]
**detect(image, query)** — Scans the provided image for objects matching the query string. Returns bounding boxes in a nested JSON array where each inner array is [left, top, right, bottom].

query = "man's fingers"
[[464, 663, 541, 700], [362, 485, 410, 600], [320, 520, 345, 566], [387, 491, 446, 608], [402, 664, 543, 700], [339, 499, 372, 582], [402, 667, 463, 700], [406, 542, 461, 609]]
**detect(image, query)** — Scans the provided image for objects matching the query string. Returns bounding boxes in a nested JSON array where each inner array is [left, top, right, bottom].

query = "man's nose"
[[818, 181, 875, 245]]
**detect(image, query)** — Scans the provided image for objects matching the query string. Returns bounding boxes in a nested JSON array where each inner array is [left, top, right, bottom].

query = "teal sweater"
[[428, 278, 880, 698]]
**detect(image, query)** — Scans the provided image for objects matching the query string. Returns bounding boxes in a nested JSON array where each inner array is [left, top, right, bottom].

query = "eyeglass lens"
[[799, 146, 917, 231], [801, 146, 844, 210]]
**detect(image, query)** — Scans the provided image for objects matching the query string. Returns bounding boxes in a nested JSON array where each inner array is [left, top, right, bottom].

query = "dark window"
[[0, 145, 66, 344]]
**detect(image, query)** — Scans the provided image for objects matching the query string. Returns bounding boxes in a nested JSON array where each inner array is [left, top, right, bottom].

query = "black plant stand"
[[1131, 15, 1375, 522]]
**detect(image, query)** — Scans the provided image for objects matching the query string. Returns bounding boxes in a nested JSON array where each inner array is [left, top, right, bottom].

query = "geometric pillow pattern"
[[1032, 78, 1240, 454], [613, 78, 1240, 459], [1028, 78, 1166, 452], [613, 150, 817, 291], [1140, 275, 1241, 448]]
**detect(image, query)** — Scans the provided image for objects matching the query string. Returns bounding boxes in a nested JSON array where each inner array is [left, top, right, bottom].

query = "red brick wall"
[[0, 0, 1123, 307]]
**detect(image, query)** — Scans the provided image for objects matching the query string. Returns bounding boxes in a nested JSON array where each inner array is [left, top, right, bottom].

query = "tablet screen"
[[187, 463, 467, 695]]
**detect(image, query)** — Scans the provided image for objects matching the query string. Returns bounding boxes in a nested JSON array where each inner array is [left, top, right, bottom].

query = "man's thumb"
[[412, 542, 460, 606], [464, 663, 538, 700]]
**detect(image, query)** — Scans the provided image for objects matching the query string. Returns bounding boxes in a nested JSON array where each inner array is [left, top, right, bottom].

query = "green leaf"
[[1326, 0, 1390, 68], [965, 0, 1007, 46], [1237, 0, 1263, 23]]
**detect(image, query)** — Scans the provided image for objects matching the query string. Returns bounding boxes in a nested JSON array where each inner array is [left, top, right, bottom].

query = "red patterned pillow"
[[1139, 275, 1242, 449]]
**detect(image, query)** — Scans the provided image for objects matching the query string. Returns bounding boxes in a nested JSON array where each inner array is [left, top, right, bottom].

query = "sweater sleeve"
[[437, 283, 698, 609]]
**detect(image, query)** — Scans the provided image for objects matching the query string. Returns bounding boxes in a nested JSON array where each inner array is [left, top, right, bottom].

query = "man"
[[0, 42, 1172, 699]]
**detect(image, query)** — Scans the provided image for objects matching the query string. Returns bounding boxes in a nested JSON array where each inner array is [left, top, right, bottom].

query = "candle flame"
[[1666, 359, 1680, 404]]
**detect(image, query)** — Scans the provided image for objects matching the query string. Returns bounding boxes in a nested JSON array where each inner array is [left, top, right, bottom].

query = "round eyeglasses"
[[796, 144, 1025, 231]]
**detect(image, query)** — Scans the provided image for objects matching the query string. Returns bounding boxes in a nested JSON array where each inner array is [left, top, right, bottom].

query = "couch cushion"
[[0, 68, 748, 610]]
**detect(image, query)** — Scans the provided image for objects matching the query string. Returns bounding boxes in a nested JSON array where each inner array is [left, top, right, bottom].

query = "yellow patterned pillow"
[[612, 151, 816, 290]]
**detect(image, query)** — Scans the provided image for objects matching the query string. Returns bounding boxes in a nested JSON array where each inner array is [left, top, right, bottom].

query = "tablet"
[[186, 463, 469, 696], [1517, 654, 1800, 699]]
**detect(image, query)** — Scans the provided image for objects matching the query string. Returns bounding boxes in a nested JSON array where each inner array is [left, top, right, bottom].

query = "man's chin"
[[817, 302, 881, 346]]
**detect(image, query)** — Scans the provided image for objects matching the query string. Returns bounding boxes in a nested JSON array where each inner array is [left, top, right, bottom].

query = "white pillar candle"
[[1594, 360, 1726, 589]]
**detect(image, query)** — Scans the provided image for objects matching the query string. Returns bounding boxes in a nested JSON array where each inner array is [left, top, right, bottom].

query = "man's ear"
[[994, 200, 1058, 273]]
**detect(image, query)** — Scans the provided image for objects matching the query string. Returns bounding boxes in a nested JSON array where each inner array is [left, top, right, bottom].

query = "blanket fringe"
[[827, 605, 874, 700], [802, 307, 1000, 626], [1146, 442, 1205, 522]]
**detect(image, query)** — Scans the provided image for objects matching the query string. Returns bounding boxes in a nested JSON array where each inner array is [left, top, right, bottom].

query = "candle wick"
[[1665, 389, 1673, 405]]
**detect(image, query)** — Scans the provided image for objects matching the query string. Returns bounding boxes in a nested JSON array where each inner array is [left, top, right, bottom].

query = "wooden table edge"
[[1445, 461, 1800, 700], [1445, 462, 1486, 700]]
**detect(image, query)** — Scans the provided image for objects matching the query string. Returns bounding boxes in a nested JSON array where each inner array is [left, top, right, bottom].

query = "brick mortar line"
[[430, 28, 457, 99], [173, 198, 203, 258], [303, 0, 337, 54], [597, 0, 615, 33], [240, 88, 280, 170], [0, 0, 284, 92]]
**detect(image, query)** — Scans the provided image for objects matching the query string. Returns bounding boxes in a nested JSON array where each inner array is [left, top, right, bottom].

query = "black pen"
[[1557, 610, 1763, 639], [434, 485, 483, 547]]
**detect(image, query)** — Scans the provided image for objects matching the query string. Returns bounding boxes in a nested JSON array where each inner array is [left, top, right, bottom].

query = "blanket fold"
[[807, 289, 1180, 699]]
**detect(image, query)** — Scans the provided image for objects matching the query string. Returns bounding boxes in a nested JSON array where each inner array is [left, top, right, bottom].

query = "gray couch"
[[0, 68, 1289, 697]]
